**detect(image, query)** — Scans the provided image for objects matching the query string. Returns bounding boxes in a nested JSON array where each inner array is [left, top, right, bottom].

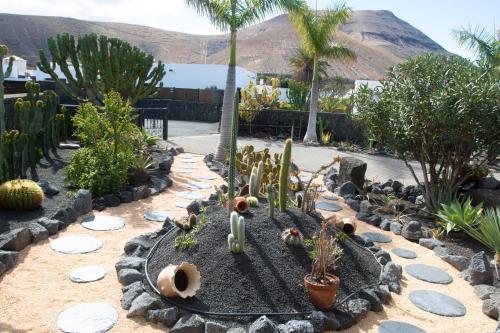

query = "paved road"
[[167, 120, 219, 138]]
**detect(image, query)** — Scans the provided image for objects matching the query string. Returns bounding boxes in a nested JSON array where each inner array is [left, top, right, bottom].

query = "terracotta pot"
[[157, 262, 201, 298], [304, 274, 340, 309], [341, 217, 356, 235], [233, 196, 249, 214]]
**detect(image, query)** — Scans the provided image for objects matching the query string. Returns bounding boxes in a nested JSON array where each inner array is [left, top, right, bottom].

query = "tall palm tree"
[[452, 25, 499, 73], [185, 0, 305, 161], [289, 46, 330, 84], [290, 3, 356, 143]]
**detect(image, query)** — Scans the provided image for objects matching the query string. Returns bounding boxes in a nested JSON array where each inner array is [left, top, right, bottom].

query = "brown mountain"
[[0, 10, 450, 80]]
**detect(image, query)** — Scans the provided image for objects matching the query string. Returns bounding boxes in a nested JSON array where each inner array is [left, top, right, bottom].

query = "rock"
[[146, 307, 178, 326], [149, 188, 159, 197], [433, 246, 450, 258], [419, 238, 443, 249], [323, 167, 338, 192], [0, 228, 31, 251], [346, 198, 360, 212], [401, 221, 423, 241], [474, 285, 498, 300], [380, 262, 402, 294], [478, 176, 500, 190], [391, 180, 403, 192], [359, 288, 383, 312], [374, 249, 392, 266], [151, 176, 169, 193], [367, 215, 382, 227], [103, 193, 121, 207], [379, 219, 391, 231], [206, 321, 228, 333], [338, 157, 367, 190], [383, 186, 394, 195], [73, 189, 92, 216], [372, 186, 383, 194], [166, 147, 177, 156], [309, 311, 339, 333], [277, 320, 314, 333], [187, 200, 202, 215], [115, 257, 145, 272], [176, 147, 185, 154], [37, 180, 59, 196], [482, 299, 499, 319], [415, 195, 425, 206], [92, 197, 106, 211], [347, 298, 371, 320], [374, 285, 392, 304], [118, 190, 133, 203], [27, 222, 49, 243], [249, 316, 277, 333], [52, 206, 77, 228], [0, 250, 19, 272], [0, 261, 5, 275], [120, 281, 144, 310], [159, 156, 173, 173], [170, 314, 205, 333], [390, 222, 402, 235], [339, 181, 358, 197], [37, 217, 60, 235], [355, 212, 372, 222], [127, 292, 162, 317], [468, 189, 500, 208], [227, 328, 246, 333], [442, 255, 469, 271], [124, 235, 153, 256], [132, 185, 151, 201], [359, 200, 375, 214], [462, 251, 493, 285], [118, 268, 143, 286]]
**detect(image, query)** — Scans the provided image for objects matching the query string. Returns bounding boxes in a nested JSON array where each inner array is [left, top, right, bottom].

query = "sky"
[[0, 0, 498, 60]]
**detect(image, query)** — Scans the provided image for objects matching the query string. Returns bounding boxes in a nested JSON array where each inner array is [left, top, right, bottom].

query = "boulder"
[[482, 299, 499, 319], [390, 222, 402, 235], [187, 200, 202, 215], [159, 156, 173, 173], [468, 189, 500, 208], [339, 181, 358, 197], [124, 235, 154, 256], [374, 285, 392, 304], [103, 194, 121, 207], [474, 285, 498, 300], [380, 261, 402, 294], [37, 217, 60, 235], [355, 212, 372, 222], [249, 316, 278, 333], [379, 219, 392, 231], [367, 215, 382, 227], [338, 157, 367, 190], [419, 238, 443, 249], [115, 257, 145, 272], [27, 222, 49, 243], [346, 198, 360, 212], [0, 228, 31, 251], [150, 176, 169, 193], [401, 221, 423, 241], [0, 250, 19, 272], [146, 307, 179, 326], [52, 206, 77, 228], [358, 288, 383, 312], [118, 191, 133, 203], [73, 189, 92, 215], [461, 251, 493, 285], [442, 255, 469, 271], [374, 249, 392, 266], [277, 320, 314, 333], [37, 180, 59, 196], [478, 176, 500, 190], [347, 299, 371, 320], [170, 314, 205, 333], [132, 185, 151, 201], [359, 200, 375, 214], [309, 311, 339, 333], [323, 167, 338, 192], [121, 281, 144, 310], [205, 322, 228, 333], [92, 197, 106, 211], [118, 268, 143, 286], [127, 292, 162, 317], [433, 246, 450, 258]]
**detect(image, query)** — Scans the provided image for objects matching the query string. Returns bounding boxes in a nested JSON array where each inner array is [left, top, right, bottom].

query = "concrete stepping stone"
[[176, 165, 198, 169], [198, 174, 218, 180], [315, 202, 343, 212], [392, 248, 417, 259], [144, 211, 174, 222], [187, 181, 211, 189], [176, 169, 194, 173], [179, 159, 197, 163], [361, 232, 392, 243], [409, 290, 466, 317], [175, 191, 205, 200], [51, 235, 102, 254], [405, 264, 453, 284], [322, 195, 338, 201], [81, 216, 125, 231], [57, 302, 118, 333], [175, 202, 190, 208], [379, 321, 426, 333], [69, 265, 107, 283]]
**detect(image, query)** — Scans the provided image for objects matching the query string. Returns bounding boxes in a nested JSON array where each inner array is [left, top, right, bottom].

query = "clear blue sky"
[[1, 0, 498, 59]]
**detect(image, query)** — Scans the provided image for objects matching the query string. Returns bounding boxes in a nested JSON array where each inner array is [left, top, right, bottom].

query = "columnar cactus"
[[279, 139, 292, 212], [227, 91, 239, 214], [281, 227, 304, 246], [249, 160, 263, 197], [0, 44, 14, 182], [267, 183, 276, 219], [228, 212, 245, 253]]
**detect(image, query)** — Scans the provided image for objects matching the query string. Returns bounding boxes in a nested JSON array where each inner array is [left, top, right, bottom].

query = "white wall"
[[2, 56, 28, 78]]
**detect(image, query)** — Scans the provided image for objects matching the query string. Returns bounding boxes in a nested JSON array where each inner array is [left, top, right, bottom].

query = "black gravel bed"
[[146, 203, 381, 315], [440, 232, 493, 261]]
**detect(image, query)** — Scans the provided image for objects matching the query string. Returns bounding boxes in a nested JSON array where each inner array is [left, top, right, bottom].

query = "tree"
[[353, 53, 500, 212], [39, 33, 165, 105], [290, 4, 356, 143], [185, 0, 305, 161], [289, 46, 330, 84], [452, 25, 499, 73]]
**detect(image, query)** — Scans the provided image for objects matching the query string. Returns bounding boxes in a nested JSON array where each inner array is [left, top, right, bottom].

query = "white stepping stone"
[[175, 202, 190, 208], [198, 174, 218, 180], [379, 321, 426, 333], [144, 211, 174, 222], [175, 191, 205, 200], [51, 235, 102, 254], [81, 216, 124, 231], [410, 290, 466, 317], [179, 159, 197, 163], [187, 181, 211, 189], [176, 169, 194, 173], [57, 302, 118, 333], [69, 265, 107, 283]]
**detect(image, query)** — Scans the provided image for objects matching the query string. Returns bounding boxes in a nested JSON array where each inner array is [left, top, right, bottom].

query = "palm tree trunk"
[[215, 29, 237, 161], [303, 55, 319, 143]]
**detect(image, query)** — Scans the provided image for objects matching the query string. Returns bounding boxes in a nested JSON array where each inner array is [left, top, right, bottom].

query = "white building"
[[2, 56, 28, 79], [354, 79, 382, 91]]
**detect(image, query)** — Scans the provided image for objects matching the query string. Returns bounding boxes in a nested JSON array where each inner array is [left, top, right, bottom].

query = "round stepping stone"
[[176, 165, 198, 169], [175, 202, 190, 208], [198, 174, 218, 180], [361, 232, 392, 243], [81, 216, 124, 231], [69, 265, 107, 283], [315, 201, 343, 212], [51, 235, 103, 254], [187, 181, 211, 189], [405, 264, 453, 284], [323, 195, 338, 201], [379, 321, 426, 333], [175, 191, 205, 200], [410, 290, 466, 317], [392, 248, 417, 259], [144, 211, 174, 222], [176, 169, 193, 173], [57, 302, 118, 333], [179, 159, 197, 163]]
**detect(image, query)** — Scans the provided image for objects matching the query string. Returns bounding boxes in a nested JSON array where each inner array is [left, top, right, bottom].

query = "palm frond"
[[185, 0, 232, 31], [238, 0, 305, 28], [452, 25, 498, 67], [322, 43, 356, 61]]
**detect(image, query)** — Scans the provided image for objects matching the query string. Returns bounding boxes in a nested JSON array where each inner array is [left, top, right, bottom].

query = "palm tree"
[[289, 46, 330, 84], [453, 25, 499, 72], [290, 4, 356, 143], [185, 0, 305, 161]]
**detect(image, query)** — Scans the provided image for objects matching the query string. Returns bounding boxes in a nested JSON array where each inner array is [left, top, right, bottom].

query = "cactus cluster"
[[0, 45, 14, 183], [235, 145, 281, 193], [279, 139, 292, 212], [0, 179, 45, 211], [267, 183, 276, 218], [175, 213, 198, 231], [228, 212, 245, 253], [281, 227, 304, 246], [249, 160, 263, 197]]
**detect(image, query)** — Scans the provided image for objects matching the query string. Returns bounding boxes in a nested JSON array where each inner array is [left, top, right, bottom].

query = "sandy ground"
[[0, 153, 497, 333]]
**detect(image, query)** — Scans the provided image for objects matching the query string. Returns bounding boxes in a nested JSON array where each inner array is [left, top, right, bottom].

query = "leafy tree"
[[185, 0, 305, 161], [290, 4, 356, 143], [353, 53, 500, 212], [289, 46, 330, 84], [39, 33, 165, 105], [453, 25, 499, 73]]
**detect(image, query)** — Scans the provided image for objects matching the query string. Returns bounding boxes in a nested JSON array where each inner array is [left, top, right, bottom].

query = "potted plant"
[[304, 222, 343, 309]]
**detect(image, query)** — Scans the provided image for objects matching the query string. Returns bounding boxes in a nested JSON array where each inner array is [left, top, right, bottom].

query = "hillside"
[[0, 11, 450, 80]]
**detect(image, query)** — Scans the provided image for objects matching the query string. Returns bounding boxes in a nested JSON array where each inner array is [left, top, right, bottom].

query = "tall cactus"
[[39, 33, 166, 105], [0, 44, 14, 182], [267, 183, 276, 219], [227, 91, 239, 214], [279, 138, 292, 212], [249, 160, 263, 197], [228, 212, 245, 253], [40, 90, 60, 156]]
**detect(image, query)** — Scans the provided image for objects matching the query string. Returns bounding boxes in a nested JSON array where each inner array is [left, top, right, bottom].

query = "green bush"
[[437, 198, 483, 233], [353, 53, 500, 212], [286, 79, 310, 111]]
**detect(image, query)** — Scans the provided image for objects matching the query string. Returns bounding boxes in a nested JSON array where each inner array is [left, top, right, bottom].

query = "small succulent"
[[281, 227, 304, 246], [246, 196, 259, 207], [175, 213, 197, 231]]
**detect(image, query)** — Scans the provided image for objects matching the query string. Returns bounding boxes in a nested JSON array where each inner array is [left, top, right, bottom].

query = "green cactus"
[[267, 183, 276, 219], [279, 139, 292, 212], [295, 192, 304, 209], [227, 91, 239, 214], [235, 145, 281, 192], [246, 196, 259, 207], [281, 227, 304, 246], [228, 212, 245, 253], [249, 160, 263, 197], [175, 213, 198, 231], [0, 179, 45, 211], [40, 90, 61, 157], [0, 44, 14, 182]]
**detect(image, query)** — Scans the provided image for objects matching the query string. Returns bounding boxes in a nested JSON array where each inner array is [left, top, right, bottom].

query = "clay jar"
[[233, 196, 249, 214], [157, 262, 201, 298], [304, 274, 340, 309]]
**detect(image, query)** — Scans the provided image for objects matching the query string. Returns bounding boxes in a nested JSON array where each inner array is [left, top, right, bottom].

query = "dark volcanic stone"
[[374, 285, 392, 304], [367, 215, 382, 226], [124, 234, 154, 256], [277, 320, 314, 333], [474, 285, 498, 300], [170, 314, 205, 333], [379, 219, 392, 231], [442, 255, 469, 271], [347, 298, 370, 320], [379, 321, 426, 333], [115, 257, 145, 272], [339, 181, 358, 197], [249, 316, 277, 333], [206, 321, 228, 333], [0, 228, 31, 251], [73, 189, 92, 215], [468, 189, 500, 208], [118, 191, 133, 203], [38, 180, 60, 196], [338, 157, 367, 189], [359, 288, 383, 312], [362, 232, 392, 243], [418, 238, 443, 249], [401, 221, 423, 241], [92, 197, 106, 211], [356, 212, 372, 222], [390, 222, 402, 235], [461, 251, 493, 285], [359, 200, 374, 214], [127, 292, 162, 317], [37, 217, 60, 235], [346, 198, 360, 212], [0, 250, 19, 272], [392, 248, 417, 259], [482, 299, 499, 319], [53, 206, 77, 228], [405, 264, 453, 284], [187, 200, 202, 215], [27, 222, 49, 242], [310, 311, 339, 332], [103, 194, 121, 207], [159, 156, 173, 173], [118, 268, 143, 286], [323, 167, 338, 192], [146, 307, 178, 326], [433, 246, 450, 258], [478, 176, 500, 190], [151, 176, 169, 193], [381, 262, 402, 294], [409, 290, 466, 317], [374, 249, 392, 265], [121, 281, 144, 310], [132, 185, 151, 201]]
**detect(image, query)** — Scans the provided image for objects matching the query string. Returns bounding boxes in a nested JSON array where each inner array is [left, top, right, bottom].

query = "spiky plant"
[[0, 179, 45, 211]]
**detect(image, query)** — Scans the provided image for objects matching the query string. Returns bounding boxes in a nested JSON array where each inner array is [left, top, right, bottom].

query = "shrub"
[[353, 53, 500, 212], [287, 79, 310, 111], [437, 198, 483, 233]]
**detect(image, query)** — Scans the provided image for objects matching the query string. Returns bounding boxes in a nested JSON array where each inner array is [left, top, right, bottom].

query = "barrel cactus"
[[246, 196, 259, 207], [0, 179, 44, 211], [175, 213, 197, 231], [281, 227, 304, 246]]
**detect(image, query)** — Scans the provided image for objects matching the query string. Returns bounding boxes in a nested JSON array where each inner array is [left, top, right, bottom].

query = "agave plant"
[[436, 198, 483, 234]]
